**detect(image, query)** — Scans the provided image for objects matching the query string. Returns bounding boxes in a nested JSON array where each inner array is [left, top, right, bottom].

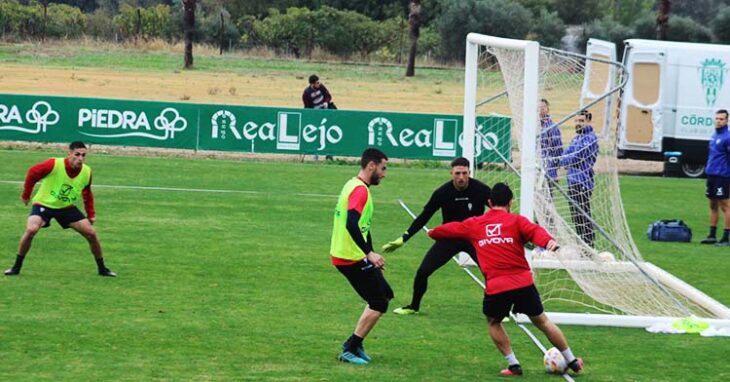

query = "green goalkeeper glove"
[[382, 236, 405, 253]]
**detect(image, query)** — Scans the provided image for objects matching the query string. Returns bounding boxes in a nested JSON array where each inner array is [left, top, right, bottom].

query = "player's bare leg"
[[487, 316, 523, 376], [529, 313, 583, 373], [70, 219, 116, 277], [5, 216, 44, 276]]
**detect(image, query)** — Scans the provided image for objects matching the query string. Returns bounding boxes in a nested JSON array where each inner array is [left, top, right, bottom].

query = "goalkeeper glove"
[[382, 236, 405, 253]]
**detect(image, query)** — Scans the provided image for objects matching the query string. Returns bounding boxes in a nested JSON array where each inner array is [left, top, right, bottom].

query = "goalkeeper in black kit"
[[383, 157, 491, 315]]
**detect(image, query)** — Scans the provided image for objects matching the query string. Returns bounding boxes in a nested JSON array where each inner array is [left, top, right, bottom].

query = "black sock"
[[710, 226, 717, 238], [95, 257, 107, 271], [343, 334, 363, 352], [722, 229, 729, 241], [11, 254, 25, 270]]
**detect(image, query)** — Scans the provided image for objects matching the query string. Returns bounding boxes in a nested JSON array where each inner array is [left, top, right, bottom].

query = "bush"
[[251, 6, 395, 58], [528, 8, 566, 48], [418, 24, 442, 58], [0, 0, 43, 38], [312, 6, 385, 56], [86, 9, 115, 40], [112, 4, 175, 41], [0, 0, 87, 39], [579, 17, 633, 58], [632, 13, 714, 45], [199, 8, 240, 49], [236, 14, 257, 47], [672, 0, 718, 24], [712, 7, 730, 44], [251, 7, 312, 57], [46, 4, 86, 38], [666, 15, 713, 43], [438, 0, 532, 61], [553, 0, 603, 25], [631, 14, 655, 40]]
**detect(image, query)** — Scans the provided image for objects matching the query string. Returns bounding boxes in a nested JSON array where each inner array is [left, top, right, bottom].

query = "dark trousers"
[[409, 239, 478, 310], [568, 184, 594, 247]]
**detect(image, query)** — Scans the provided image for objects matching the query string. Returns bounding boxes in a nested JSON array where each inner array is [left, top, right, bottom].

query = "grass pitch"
[[0, 149, 728, 381]]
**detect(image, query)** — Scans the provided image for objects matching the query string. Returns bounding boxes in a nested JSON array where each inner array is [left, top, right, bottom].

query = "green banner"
[[0, 94, 198, 149], [0, 93, 511, 161]]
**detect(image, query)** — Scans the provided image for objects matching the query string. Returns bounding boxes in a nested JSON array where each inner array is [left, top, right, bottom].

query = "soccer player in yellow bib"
[[331, 148, 391, 365], [4, 141, 116, 277]]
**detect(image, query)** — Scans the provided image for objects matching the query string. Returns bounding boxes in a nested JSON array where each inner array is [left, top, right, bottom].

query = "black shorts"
[[336, 259, 394, 313], [482, 284, 544, 320], [706, 176, 730, 200], [31, 204, 86, 229]]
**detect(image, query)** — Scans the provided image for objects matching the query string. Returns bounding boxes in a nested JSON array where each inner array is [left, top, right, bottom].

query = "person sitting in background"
[[303, 74, 337, 110], [303, 74, 337, 160]]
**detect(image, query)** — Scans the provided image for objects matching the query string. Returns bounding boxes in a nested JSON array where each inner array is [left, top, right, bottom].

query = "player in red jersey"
[[4, 141, 115, 277], [428, 183, 582, 376]]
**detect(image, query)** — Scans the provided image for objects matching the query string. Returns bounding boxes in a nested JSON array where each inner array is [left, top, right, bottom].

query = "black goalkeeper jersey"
[[404, 178, 491, 240]]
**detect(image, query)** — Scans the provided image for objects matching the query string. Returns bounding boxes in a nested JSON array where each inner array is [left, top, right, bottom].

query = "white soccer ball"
[[597, 251, 616, 262], [543, 347, 567, 374]]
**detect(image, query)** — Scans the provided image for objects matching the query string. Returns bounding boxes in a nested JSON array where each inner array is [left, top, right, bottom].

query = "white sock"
[[561, 348, 576, 363], [504, 352, 519, 366]]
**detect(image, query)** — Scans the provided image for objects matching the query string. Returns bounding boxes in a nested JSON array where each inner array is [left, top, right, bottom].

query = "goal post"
[[462, 33, 730, 328], [463, 33, 539, 219]]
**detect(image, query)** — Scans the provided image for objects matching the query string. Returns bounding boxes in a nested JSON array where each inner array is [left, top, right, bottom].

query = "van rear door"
[[581, 38, 617, 137], [619, 47, 665, 152]]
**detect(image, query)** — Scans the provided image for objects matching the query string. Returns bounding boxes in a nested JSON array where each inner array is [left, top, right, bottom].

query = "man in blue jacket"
[[701, 109, 730, 246], [540, 98, 563, 194], [560, 110, 598, 247]]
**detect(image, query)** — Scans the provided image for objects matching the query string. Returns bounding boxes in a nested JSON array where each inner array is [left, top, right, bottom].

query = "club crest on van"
[[700, 58, 726, 107]]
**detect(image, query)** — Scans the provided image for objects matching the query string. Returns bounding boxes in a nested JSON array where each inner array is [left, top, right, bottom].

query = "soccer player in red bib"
[[428, 183, 582, 376], [4, 141, 116, 277]]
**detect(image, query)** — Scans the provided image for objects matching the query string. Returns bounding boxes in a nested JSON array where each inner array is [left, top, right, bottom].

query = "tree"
[[405, 0, 420, 77], [579, 17, 633, 59], [606, 0, 654, 25], [712, 6, 730, 43], [528, 8, 565, 48], [183, 0, 195, 68], [553, 0, 603, 25], [656, 0, 670, 40], [437, 0, 531, 61], [666, 15, 713, 42], [671, 0, 726, 24]]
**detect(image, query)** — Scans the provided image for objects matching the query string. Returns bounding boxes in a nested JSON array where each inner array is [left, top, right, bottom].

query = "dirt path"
[[1, 64, 464, 114]]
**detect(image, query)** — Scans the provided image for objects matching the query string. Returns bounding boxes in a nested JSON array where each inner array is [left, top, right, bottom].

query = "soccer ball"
[[543, 347, 567, 374], [597, 251, 616, 262]]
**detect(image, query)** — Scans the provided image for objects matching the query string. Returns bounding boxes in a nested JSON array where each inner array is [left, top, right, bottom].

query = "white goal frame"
[[463, 33, 539, 220], [462, 33, 730, 329]]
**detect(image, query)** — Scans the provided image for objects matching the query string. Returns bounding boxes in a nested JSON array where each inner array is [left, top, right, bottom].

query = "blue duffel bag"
[[647, 220, 692, 242]]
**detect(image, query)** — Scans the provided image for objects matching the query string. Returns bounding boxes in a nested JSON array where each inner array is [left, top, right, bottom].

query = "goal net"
[[464, 34, 730, 326]]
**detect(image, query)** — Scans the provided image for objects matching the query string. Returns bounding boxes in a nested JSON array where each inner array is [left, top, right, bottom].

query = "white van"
[[615, 39, 730, 177]]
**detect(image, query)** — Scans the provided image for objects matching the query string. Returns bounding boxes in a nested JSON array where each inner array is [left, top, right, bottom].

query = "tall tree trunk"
[[42, 1, 47, 43], [657, 0, 670, 40], [136, 8, 142, 43], [405, 0, 421, 77], [219, 12, 224, 55], [183, 0, 196, 69]]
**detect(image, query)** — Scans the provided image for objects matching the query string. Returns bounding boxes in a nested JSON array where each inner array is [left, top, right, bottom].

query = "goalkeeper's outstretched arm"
[[383, 193, 440, 253]]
